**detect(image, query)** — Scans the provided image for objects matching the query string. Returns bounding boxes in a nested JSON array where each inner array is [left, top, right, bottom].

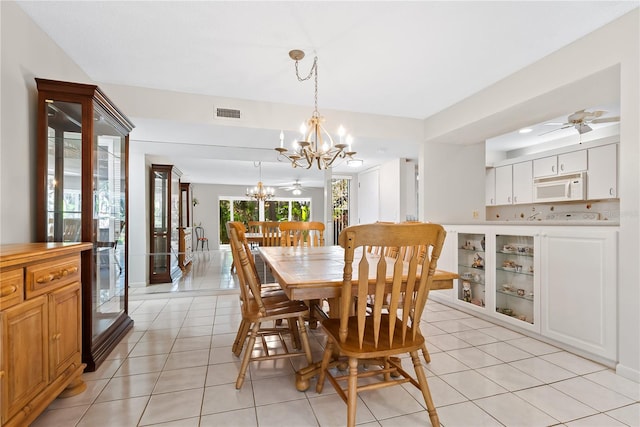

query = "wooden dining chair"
[[316, 222, 446, 427], [278, 221, 326, 325], [260, 221, 281, 247], [279, 221, 325, 247], [227, 225, 313, 389], [227, 221, 290, 355]]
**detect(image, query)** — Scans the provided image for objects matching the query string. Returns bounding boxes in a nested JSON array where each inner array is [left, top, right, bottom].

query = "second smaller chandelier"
[[246, 162, 274, 202], [276, 49, 356, 170]]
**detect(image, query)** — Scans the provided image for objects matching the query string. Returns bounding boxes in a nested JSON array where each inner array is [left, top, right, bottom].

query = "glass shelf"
[[496, 289, 534, 301], [496, 267, 534, 276], [495, 234, 535, 327]]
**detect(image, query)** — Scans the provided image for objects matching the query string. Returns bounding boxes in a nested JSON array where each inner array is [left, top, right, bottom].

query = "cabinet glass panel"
[[45, 101, 83, 242], [457, 233, 486, 308], [496, 234, 535, 324], [150, 167, 170, 282], [92, 104, 126, 339]]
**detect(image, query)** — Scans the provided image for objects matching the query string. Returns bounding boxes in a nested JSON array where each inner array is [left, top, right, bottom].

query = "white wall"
[[0, 2, 92, 243], [421, 10, 639, 381], [379, 159, 401, 222], [421, 142, 486, 223]]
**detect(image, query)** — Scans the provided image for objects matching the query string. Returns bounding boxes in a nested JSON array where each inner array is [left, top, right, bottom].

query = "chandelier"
[[246, 162, 274, 202], [275, 49, 357, 170]]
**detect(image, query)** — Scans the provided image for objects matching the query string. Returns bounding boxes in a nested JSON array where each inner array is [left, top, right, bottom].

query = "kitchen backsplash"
[[486, 199, 620, 222]]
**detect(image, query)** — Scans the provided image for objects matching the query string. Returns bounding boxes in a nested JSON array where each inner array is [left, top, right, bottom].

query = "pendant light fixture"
[[275, 49, 358, 169]]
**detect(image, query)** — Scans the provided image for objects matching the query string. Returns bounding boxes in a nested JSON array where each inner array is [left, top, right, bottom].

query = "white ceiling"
[[18, 1, 637, 188]]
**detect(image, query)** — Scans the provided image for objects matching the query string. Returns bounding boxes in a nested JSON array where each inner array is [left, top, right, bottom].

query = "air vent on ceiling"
[[215, 107, 241, 119]]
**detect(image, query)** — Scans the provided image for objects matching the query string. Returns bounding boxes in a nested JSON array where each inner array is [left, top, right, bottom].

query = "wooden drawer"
[[0, 269, 24, 310], [26, 255, 80, 299]]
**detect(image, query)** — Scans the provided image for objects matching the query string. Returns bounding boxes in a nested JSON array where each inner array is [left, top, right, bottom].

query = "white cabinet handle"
[[609, 188, 615, 196], [514, 196, 518, 203], [507, 196, 512, 203], [560, 164, 565, 171], [552, 165, 556, 173]]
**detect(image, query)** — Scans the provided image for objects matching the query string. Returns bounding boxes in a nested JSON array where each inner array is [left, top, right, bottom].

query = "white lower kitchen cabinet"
[[433, 225, 618, 363], [540, 229, 618, 360]]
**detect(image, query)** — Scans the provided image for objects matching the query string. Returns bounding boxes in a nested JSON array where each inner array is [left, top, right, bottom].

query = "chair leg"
[[236, 322, 259, 389], [288, 318, 301, 349], [316, 341, 334, 393], [410, 350, 439, 427], [347, 357, 358, 427], [232, 319, 250, 357], [421, 343, 431, 363]]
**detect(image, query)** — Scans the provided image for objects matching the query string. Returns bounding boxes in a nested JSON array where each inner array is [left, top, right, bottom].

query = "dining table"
[[257, 245, 458, 390]]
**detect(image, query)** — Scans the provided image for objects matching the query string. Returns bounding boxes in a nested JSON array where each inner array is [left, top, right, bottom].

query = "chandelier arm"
[[325, 149, 345, 167]]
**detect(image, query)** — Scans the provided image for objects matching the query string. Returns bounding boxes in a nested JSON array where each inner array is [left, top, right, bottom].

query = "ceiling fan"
[[540, 109, 620, 136], [280, 179, 304, 195]]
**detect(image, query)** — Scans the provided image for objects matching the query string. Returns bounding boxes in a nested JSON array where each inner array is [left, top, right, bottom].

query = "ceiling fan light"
[[518, 127, 533, 134], [576, 123, 592, 134], [292, 188, 302, 195]]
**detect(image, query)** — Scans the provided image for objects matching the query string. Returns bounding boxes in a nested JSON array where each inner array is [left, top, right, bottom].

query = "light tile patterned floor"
[[33, 250, 639, 426]]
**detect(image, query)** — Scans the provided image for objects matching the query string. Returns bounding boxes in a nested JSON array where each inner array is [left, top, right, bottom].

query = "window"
[[332, 177, 351, 243], [219, 197, 311, 244]]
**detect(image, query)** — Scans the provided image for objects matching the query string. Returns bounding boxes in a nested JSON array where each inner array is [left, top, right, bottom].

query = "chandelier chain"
[[294, 56, 319, 115]]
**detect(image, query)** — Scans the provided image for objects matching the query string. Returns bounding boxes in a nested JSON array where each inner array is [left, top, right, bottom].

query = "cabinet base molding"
[[57, 372, 87, 398], [83, 315, 133, 372], [3, 363, 85, 427]]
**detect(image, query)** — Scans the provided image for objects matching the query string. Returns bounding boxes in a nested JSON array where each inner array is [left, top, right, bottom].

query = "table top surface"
[[258, 245, 456, 299]]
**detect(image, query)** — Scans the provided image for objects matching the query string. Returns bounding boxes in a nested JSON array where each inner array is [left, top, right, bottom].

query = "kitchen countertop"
[[449, 220, 619, 226]]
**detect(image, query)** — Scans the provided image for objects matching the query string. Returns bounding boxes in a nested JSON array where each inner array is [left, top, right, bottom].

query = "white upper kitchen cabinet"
[[485, 168, 496, 206], [495, 165, 513, 205], [533, 150, 587, 178], [533, 155, 558, 178], [587, 144, 618, 199], [512, 161, 533, 204], [558, 150, 587, 175]]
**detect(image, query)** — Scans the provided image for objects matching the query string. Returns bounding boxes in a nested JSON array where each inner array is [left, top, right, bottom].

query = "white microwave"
[[533, 172, 586, 203]]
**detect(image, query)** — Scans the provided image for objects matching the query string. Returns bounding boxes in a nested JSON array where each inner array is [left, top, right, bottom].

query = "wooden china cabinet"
[[35, 78, 135, 371]]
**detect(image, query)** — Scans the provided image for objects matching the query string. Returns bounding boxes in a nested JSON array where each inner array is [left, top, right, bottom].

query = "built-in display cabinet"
[[456, 233, 487, 309], [494, 233, 539, 330], [434, 225, 616, 361], [36, 79, 134, 372]]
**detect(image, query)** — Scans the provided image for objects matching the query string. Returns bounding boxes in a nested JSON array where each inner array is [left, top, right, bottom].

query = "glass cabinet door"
[[150, 166, 171, 283], [92, 104, 127, 340], [457, 233, 486, 308], [44, 101, 83, 243], [495, 234, 535, 325]]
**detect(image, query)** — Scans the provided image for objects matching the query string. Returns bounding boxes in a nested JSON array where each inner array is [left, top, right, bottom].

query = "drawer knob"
[[52, 333, 62, 341], [0, 285, 17, 297]]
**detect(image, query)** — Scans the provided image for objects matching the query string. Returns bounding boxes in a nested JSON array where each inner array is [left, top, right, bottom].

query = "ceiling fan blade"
[[539, 124, 572, 136], [590, 116, 620, 124]]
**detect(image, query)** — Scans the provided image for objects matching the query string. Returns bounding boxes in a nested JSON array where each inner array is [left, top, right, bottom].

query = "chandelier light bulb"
[[299, 123, 307, 135], [279, 130, 284, 148]]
